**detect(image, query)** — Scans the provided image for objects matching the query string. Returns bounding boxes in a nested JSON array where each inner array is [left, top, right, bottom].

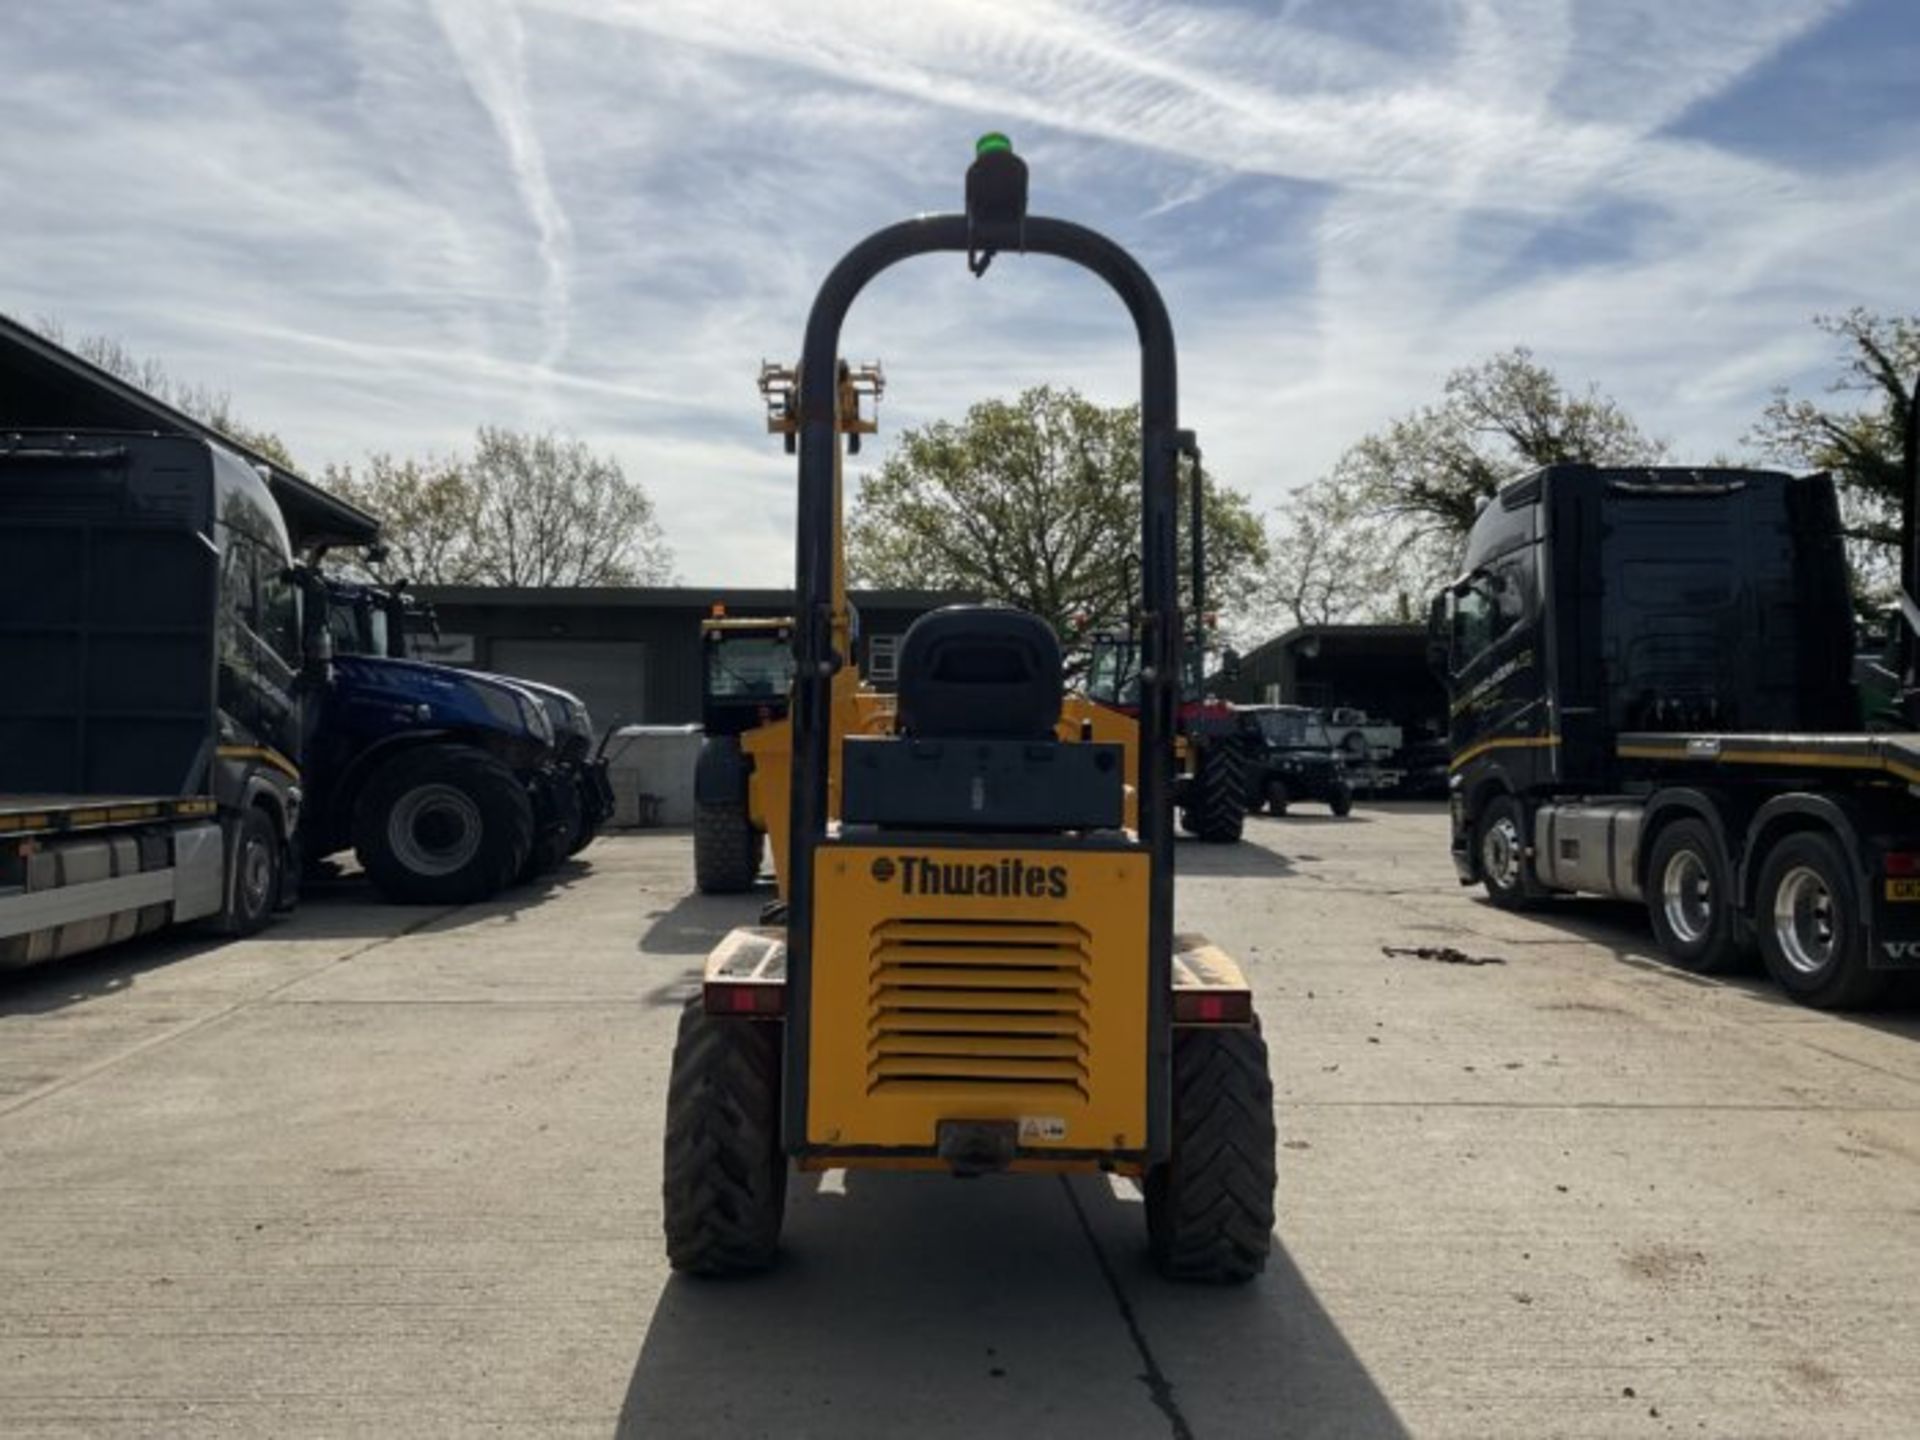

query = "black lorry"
[[1, 431, 309, 964], [1434, 460, 1917, 1009]]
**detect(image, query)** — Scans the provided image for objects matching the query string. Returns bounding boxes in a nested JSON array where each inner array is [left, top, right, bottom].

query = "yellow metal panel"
[[808, 844, 1151, 1155]]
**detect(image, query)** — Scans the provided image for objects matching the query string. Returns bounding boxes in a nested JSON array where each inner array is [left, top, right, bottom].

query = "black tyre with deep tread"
[[1185, 742, 1247, 844], [1475, 792, 1546, 910], [213, 805, 282, 936], [1754, 830, 1888, 1010], [663, 998, 787, 1276], [1644, 817, 1746, 974], [520, 770, 582, 881], [1146, 1023, 1277, 1283], [352, 744, 534, 905], [694, 799, 762, 893], [566, 772, 600, 856]]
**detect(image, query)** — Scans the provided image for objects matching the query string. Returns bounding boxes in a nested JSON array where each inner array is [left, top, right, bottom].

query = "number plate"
[[1885, 878, 1920, 902]]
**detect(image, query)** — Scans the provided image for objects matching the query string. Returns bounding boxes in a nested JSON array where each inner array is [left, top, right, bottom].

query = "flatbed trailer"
[[1, 795, 229, 968]]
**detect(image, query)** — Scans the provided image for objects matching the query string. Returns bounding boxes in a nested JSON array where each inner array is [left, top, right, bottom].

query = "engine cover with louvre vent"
[[805, 841, 1151, 1158]]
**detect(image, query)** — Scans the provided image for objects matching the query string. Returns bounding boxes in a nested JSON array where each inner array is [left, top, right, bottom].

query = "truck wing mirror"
[[1220, 647, 1242, 682], [1426, 594, 1451, 675]]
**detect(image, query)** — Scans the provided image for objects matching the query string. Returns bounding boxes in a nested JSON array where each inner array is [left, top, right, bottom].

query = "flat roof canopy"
[[0, 313, 379, 551]]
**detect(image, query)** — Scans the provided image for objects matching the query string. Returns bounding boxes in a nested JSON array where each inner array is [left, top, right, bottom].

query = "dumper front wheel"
[[1146, 1023, 1276, 1283], [694, 800, 762, 893], [663, 999, 787, 1276]]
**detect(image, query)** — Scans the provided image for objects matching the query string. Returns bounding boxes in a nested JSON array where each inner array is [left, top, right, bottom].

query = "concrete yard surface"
[[2, 810, 1918, 1437]]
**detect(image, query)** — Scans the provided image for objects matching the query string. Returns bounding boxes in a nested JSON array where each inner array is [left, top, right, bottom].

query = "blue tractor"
[[306, 575, 612, 901]]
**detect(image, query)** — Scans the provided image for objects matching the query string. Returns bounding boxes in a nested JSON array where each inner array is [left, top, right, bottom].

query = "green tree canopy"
[[845, 386, 1266, 654], [1749, 309, 1919, 597], [1258, 348, 1662, 629]]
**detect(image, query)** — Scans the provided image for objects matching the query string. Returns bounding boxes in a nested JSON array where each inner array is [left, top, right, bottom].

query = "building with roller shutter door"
[[411, 586, 977, 731]]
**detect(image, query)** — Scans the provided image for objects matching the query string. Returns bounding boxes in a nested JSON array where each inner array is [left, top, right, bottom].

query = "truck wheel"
[[353, 745, 533, 905], [694, 800, 762, 893], [1189, 744, 1246, 844], [1264, 778, 1290, 816], [1329, 785, 1354, 818], [1755, 831, 1887, 1009], [663, 998, 786, 1276], [1476, 793, 1546, 910], [1645, 818, 1745, 974], [213, 806, 282, 936], [1145, 1023, 1277, 1283]]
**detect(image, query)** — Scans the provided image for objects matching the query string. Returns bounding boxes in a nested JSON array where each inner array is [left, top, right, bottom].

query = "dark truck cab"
[[1, 431, 308, 965], [1433, 461, 1920, 1008]]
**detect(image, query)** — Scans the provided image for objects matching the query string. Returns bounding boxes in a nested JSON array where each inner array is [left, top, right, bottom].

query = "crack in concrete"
[[1059, 1175, 1195, 1440]]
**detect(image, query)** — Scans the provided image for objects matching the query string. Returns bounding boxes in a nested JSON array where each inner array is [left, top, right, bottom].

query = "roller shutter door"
[[489, 639, 647, 731]]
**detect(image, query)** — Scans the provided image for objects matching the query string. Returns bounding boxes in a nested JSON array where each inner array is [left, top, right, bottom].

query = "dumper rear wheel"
[[664, 998, 787, 1276], [694, 800, 762, 893], [1146, 1023, 1276, 1283]]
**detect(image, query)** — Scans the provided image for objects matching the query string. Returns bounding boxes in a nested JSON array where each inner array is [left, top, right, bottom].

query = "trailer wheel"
[[213, 806, 282, 936], [353, 744, 533, 905], [1476, 793, 1546, 910], [663, 998, 787, 1276], [1645, 818, 1745, 974], [694, 800, 762, 893], [1264, 778, 1290, 816], [1755, 831, 1887, 1010], [1184, 743, 1246, 843], [1146, 1022, 1277, 1283]]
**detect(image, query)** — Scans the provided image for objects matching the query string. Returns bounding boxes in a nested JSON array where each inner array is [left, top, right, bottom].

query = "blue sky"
[[4, 0, 1917, 582]]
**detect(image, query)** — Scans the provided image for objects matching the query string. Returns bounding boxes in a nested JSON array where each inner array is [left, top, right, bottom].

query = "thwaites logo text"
[[871, 855, 1068, 899]]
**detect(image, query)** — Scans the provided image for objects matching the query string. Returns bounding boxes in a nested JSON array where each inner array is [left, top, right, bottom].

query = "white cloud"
[[0, 0, 1914, 586]]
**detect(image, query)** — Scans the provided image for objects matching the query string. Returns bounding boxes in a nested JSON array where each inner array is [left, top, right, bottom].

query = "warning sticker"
[[1019, 1116, 1068, 1143]]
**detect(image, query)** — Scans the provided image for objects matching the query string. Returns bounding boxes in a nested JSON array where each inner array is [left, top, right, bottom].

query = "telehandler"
[[662, 136, 1278, 1282]]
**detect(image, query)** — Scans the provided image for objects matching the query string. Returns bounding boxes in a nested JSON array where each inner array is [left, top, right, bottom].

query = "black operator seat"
[[895, 605, 1064, 739], [841, 604, 1123, 832]]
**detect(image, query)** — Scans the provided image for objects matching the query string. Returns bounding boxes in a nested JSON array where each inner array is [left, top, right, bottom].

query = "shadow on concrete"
[[637, 885, 769, 959], [1505, 894, 1920, 1035], [616, 1169, 1405, 1439], [0, 856, 601, 1019], [1173, 837, 1295, 879]]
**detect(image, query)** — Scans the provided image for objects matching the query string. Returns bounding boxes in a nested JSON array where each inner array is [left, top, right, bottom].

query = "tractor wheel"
[[1264, 778, 1290, 816], [520, 771, 583, 882], [694, 799, 762, 893], [1328, 784, 1354, 818], [663, 998, 787, 1276], [566, 773, 601, 856], [1186, 743, 1246, 844], [1146, 1023, 1277, 1283], [353, 744, 533, 905]]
